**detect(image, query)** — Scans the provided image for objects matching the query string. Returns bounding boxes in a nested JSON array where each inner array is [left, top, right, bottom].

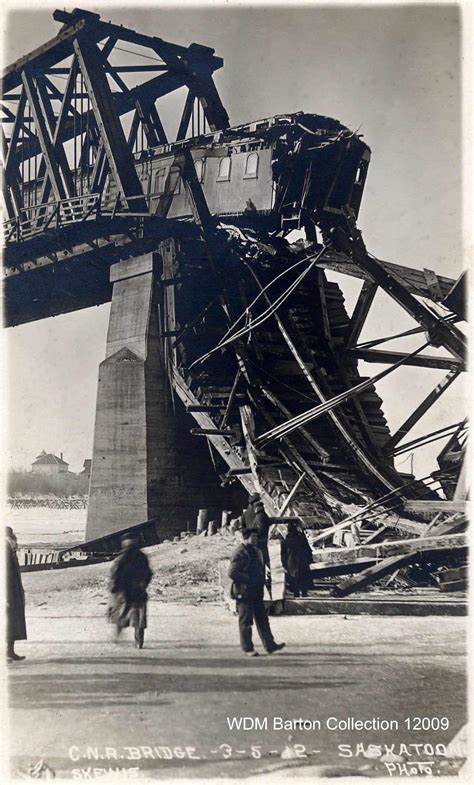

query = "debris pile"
[[306, 510, 467, 598]]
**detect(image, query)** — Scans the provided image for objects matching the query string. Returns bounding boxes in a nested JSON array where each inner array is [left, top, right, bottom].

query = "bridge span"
[[2, 8, 467, 543]]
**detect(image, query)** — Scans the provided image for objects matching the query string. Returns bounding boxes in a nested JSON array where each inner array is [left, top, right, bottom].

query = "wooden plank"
[[319, 470, 370, 504], [404, 500, 467, 514], [439, 580, 467, 593], [363, 525, 390, 544], [239, 404, 262, 494], [422, 513, 466, 538], [312, 557, 376, 578], [311, 533, 466, 565], [282, 595, 466, 616], [333, 552, 419, 597], [186, 404, 223, 412]]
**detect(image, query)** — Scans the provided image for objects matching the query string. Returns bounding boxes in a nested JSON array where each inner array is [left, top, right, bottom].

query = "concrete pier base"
[[86, 251, 239, 541]]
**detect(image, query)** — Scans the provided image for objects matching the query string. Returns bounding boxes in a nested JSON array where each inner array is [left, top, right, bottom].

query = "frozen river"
[[5, 506, 86, 547]]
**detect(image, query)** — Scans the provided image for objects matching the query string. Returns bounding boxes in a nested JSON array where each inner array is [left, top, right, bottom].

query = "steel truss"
[[1, 8, 468, 519], [1, 7, 228, 220]]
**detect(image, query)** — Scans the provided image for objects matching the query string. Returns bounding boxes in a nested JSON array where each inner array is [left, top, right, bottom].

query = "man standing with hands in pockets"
[[228, 528, 285, 657]]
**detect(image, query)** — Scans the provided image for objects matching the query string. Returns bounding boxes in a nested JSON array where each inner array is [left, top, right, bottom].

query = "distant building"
[[81, 459, 92, 478], [31, 450, 69, 475]]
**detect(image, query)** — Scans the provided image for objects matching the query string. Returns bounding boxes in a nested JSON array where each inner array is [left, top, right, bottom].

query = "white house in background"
[[31, 450, 69, 474]]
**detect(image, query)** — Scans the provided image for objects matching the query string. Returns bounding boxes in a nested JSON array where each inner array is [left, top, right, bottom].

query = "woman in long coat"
[[108, 535, 153, 649], [281, 522, 314, 598], [6, 526, 27, 662]]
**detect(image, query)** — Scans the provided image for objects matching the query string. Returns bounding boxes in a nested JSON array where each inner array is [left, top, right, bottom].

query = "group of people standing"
[[6, 493, 313, 662]]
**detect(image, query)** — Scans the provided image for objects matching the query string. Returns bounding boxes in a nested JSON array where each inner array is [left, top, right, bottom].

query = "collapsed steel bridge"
[[1, 8, 468, 539]]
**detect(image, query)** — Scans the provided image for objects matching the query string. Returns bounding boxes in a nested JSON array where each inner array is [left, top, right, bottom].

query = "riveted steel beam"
[[330, 212, 466, 362], [383, 370, 460, 451], [73, 34, 147, 213], [21, 69, 67, 202], [348, 348, 465, 371], [346, 280, 377, 346]]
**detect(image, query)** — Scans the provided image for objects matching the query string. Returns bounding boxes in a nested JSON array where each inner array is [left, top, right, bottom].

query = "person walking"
[[228, 528, 285, 657], [6, 526, 27, 662], [108, 534, 153, 649], [281, 521, 313, 598]]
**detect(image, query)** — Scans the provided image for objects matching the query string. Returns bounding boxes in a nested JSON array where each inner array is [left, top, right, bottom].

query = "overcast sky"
[[2, 1, 467, 481]]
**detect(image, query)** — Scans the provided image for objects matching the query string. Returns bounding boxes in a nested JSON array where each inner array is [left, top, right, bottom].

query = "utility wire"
[[189, 245, 327, 369], [256, 342, 430, 446]]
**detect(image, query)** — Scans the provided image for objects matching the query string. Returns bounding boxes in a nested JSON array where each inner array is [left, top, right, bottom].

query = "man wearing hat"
[[6, 526, 27, 662], [108, 534, 153, 649], [241, 492, 271, 567], [228, 528, 285, 657]]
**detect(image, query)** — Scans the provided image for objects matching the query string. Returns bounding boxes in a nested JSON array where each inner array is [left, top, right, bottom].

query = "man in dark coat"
[[6, 526, 27, 662], [228, 528, 285, 657], [108, 535, 153, 649], [241, 493, 271, 567], [281, 521, 314, 598]]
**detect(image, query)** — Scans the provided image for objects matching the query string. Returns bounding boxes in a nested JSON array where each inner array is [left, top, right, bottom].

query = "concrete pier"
[[86, 251, 237, 541]]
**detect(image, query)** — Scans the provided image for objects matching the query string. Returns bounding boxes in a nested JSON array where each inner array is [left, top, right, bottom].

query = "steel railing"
[[2, 183, 202, 245]]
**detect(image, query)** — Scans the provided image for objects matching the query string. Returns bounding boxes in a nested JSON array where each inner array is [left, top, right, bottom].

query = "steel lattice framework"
[[1, 8, 468, 525], [2, 7, 228, 217]]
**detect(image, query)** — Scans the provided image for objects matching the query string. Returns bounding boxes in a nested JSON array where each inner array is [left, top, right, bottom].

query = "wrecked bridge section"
[[1, 8, 468, 590]]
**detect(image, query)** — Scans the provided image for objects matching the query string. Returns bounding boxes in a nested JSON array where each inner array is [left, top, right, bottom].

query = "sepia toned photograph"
[[1, 0, 469, 782]]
